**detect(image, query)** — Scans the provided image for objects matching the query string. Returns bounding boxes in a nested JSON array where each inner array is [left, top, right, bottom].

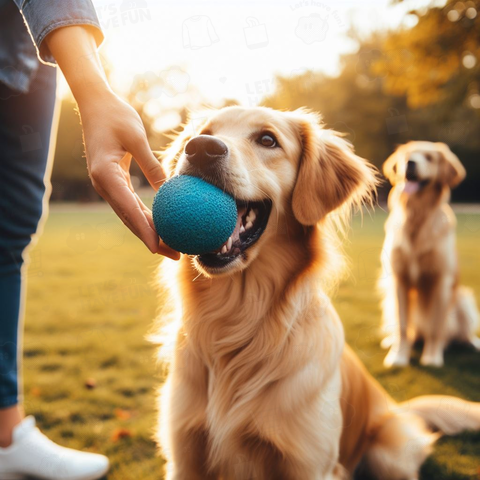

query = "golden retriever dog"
[[380, 141, 480, 368], [154, 109, 480, 480]]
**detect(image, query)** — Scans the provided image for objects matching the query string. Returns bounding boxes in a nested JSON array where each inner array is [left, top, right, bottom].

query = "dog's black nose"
[[185, 135, 228, 169]]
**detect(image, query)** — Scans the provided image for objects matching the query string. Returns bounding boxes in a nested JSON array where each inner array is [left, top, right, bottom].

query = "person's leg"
[[0, 62, 57, 444], [0, 47, 110, 480], [0, 62, 108, 480]]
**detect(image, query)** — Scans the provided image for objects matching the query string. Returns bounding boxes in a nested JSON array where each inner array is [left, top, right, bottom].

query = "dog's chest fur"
[[176, 252, 345, 477], [387, 188, 456, 286]]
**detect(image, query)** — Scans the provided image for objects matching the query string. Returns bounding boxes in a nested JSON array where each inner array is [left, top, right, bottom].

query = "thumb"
[[131, 137, 166, 191]]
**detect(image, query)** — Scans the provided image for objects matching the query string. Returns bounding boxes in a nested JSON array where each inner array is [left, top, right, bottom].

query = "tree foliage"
[[51, 0, 480, 202], [263, 1, 480, 201], [376, 0, 480, 108]]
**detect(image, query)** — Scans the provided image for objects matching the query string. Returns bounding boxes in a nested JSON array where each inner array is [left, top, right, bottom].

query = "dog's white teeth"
[[221, 245, 228, 254], [245, 221, 253, 230], [227, 236, 233, 250], [240, 225, 245, 234], [246, 209, 257, 224]]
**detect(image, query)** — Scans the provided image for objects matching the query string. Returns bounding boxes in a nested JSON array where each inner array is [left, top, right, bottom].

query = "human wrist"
[[64, 50, 111, 106], [73, 78, 113, 109]]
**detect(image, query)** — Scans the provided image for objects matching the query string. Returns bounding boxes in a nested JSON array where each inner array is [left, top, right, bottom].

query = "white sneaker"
[[0, 416, 109, 480]]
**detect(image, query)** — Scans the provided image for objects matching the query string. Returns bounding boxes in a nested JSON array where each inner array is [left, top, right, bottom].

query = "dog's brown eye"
[[425, 153, 432, 162], [258, 134, 277, 148]]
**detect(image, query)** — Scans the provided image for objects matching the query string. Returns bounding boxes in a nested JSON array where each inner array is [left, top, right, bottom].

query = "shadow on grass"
[[409, 342, 480, 401]]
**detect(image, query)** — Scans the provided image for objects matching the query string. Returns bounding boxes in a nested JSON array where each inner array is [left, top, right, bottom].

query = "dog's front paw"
[[384, 345, 410, 368], [420, 351, 444, 367], [380, 335, 394, 349]]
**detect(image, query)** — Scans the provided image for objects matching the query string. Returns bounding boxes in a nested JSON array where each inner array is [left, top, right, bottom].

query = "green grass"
[[23, 205, 480, 479]]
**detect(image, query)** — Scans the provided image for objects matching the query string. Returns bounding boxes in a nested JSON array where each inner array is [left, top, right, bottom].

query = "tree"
[[376, 0, 480, 110], [263, 4, 480, 201]]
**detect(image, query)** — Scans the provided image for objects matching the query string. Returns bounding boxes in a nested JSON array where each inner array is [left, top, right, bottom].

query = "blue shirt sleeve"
[[11, 0, 104, 64]]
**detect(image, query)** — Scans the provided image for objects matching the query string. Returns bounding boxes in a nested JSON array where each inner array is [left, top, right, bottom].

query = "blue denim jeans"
[[0, 63, 56, 408]]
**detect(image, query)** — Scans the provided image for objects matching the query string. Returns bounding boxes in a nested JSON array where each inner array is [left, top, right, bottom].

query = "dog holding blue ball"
[[153, 106, 480, 480]]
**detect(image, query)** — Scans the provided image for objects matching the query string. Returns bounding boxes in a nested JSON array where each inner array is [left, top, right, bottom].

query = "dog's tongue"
[[403, 181, 420, 195]]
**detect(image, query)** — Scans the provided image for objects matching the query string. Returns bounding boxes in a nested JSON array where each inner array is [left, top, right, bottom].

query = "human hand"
[[44, 26, 179, 259], [77, 90, 180, 259]]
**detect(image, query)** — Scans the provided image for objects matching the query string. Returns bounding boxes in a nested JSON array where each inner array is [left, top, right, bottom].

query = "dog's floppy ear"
[[437, 143, 466, 188], [383, 148, 402, 185], [292, 114, 377, 225]]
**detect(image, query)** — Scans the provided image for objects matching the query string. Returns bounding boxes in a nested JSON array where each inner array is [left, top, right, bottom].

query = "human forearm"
[[11, 0, 103, 65], [45, 25, 110, 105]]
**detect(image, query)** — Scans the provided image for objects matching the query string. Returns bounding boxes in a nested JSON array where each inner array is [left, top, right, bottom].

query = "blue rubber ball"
[[152, 175, 237, 255]]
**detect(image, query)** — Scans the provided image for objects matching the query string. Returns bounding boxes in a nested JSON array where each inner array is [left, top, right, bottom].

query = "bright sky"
[[60, 0, 445, 129]]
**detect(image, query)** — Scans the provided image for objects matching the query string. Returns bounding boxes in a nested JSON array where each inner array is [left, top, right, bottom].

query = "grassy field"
[[23, 204, 480, 480]]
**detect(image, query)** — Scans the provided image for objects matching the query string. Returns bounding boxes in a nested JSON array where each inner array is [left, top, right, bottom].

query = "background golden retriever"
[[381, 141, 480, 368], [155, 109, 480, 479]]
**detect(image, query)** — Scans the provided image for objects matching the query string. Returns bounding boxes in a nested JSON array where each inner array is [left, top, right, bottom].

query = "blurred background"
[[53, 0, 480, 203], [22, 1, 480, 479]]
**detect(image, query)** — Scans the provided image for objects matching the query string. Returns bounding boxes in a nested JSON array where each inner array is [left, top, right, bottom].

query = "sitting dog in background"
[[155, 112, 480, 479], [380, 141, 480, 368]]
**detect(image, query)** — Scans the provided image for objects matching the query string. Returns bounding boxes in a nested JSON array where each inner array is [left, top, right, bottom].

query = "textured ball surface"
[[152, 175, 237, 255]]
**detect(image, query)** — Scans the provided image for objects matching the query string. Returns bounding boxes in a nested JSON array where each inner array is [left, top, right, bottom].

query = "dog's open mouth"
[[196, 200, 272, 269], [403, 178, 429, 195]]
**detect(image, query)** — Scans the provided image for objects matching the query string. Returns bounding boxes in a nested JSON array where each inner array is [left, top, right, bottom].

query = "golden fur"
[[380, 141, 480, 368], [154, 110, 480, 479]]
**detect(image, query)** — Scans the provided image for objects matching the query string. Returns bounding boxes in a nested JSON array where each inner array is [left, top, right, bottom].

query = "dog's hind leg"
[[363, 412, 438, 480], [364, 395, 480, 480]]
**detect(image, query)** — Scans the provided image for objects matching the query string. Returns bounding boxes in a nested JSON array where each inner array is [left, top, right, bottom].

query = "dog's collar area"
[[196, 199, 272, 270]]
